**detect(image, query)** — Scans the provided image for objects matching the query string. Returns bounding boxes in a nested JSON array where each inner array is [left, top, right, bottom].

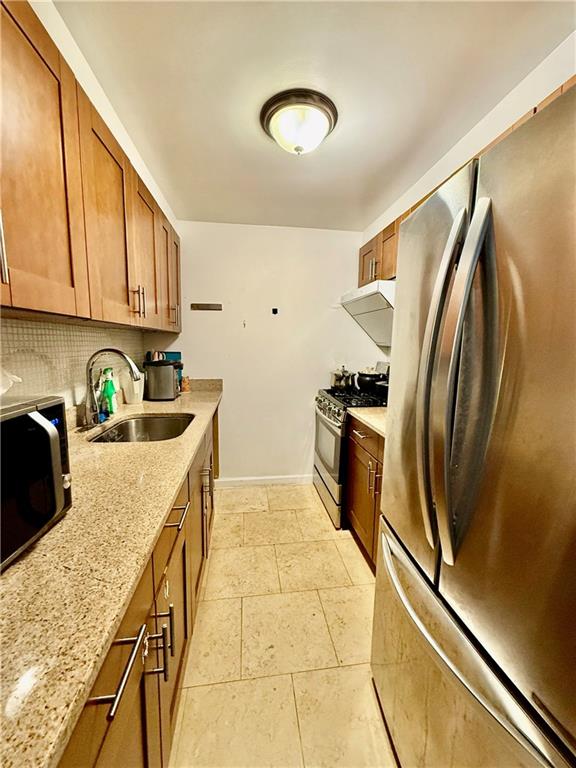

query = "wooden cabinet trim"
[[2, 0, 60, 75]]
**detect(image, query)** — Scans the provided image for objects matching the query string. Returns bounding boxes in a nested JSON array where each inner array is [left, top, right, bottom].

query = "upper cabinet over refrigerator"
[[436, 87, 576, 760], [380, 160, 476, 580]]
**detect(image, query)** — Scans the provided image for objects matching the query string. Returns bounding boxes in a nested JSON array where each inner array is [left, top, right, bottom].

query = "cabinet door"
[[155, 208, 172, 329], [78, 88, 138, 324], [59, 562, 157, 768], [371, 458, 384, 562], [379, 233, 397, 279], [169, 226, 181, 331], [358, 235, 381, 287], [130, 171, 163, 329], [1, 1, 90, 315], [152, 474, 190, 591], [157, 532, 189, 765], [188, 451, 205, 609], [345, 436, 377, 558]]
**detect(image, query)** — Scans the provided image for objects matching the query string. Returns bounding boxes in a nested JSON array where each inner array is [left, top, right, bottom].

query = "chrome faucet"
[[85, 348, 141, 426]]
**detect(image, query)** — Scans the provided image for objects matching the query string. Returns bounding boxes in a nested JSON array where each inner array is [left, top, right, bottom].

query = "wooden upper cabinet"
[[77, 88, 138, 325], [169, 227, 182, 331], [156, 211, 181, 331], [380, 232, 397, 280], [130, 171, 164, 329], [358, 234, 381, 287], [0, 1, 90, 315], [155, 207, 172, 329], [358, 221, 398, 286]]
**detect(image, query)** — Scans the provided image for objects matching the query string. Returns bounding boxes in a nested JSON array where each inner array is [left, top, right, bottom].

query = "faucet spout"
[[85, 348, 141, 426]]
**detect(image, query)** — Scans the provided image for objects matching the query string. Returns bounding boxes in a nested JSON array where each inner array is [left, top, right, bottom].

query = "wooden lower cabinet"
[[60, 422, 215, 767], [60, 562, 159, 768], [156, 528, 189, 765], [344, 417, 384, 567]]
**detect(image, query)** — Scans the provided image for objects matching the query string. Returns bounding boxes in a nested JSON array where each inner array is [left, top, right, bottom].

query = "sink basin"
[[90, 414, 194, 443]]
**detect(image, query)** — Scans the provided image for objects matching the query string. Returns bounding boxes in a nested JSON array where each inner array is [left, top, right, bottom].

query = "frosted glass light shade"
[[260, 89, 338, 155], [268, 104, 330, 155]]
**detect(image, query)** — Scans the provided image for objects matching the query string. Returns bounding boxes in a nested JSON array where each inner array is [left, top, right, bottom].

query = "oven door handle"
[[315, 406, 344, 436], [28, 411, 65, 516]]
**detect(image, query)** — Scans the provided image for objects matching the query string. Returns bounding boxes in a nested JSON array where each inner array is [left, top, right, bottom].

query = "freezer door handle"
[[381, 527, 569, 768], [431, 197, 499, 565], [415, 207, 467, 549]]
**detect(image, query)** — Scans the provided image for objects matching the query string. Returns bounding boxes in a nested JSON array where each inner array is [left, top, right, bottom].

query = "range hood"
[[340, 280, 396, 349]]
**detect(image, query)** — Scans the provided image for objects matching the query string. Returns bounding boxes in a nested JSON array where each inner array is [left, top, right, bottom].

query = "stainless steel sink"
[[90, 414, 194, 443]]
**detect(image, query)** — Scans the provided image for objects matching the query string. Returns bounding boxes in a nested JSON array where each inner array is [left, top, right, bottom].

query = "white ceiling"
[[55, 1, 574, 231]]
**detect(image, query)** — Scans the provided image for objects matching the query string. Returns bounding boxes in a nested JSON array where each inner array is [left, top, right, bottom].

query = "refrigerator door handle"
[[431, 197, 498, 564], [381, 527, 569, 768], [415, 207, 467, 549]]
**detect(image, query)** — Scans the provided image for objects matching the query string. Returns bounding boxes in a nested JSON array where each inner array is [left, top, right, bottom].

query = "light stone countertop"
[[0, 384, 222, 768], [346, 407, 388, 438]]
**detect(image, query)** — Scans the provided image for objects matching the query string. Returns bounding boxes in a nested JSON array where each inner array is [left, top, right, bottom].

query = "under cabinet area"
[[344, 415, 384, 567], [59, 423, 215, 768], [0, 0, 181, 331]]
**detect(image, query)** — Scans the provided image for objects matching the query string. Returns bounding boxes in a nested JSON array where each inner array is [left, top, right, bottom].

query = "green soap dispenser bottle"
[[101, 367, 118, 416]]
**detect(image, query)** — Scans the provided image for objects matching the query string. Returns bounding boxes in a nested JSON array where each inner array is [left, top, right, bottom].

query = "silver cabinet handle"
[[87, 623, 147, 720], [431, 197, 498, 566], [28, 411, 65, 516], [155, 603, 175, 658], [170, 304, 178, 324], [131, 285, 142, 316], [352, 429, 368, 440], [367, 460, 373, 494], [380, 528, 564, 768], [140, 286, 146, 318], [374, 473, 382, 496], [164, 500, 190, 532], [415, 207, 467, 550], [147, 623, 170, 682], [0, 208, 9, 284]]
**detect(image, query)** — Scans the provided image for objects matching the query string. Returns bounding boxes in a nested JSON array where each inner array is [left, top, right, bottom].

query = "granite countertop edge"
[[346, 406, 388, 438]]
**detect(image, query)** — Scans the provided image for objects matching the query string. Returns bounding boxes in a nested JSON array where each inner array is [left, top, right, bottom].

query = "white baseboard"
[[214, 474, 313, 488]]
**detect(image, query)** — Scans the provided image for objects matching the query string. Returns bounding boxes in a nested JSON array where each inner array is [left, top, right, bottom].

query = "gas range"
[[315, 388, 387, 428]]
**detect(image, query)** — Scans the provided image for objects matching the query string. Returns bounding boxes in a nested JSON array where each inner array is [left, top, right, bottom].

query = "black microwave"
[[1, 395, 72, 572]]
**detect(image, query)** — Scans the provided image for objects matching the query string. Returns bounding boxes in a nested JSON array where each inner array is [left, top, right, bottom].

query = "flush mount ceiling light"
[[260, 89, 338, 155]]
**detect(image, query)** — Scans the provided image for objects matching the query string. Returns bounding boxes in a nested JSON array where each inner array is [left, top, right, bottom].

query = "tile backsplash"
[[1, 317, 146, 409]]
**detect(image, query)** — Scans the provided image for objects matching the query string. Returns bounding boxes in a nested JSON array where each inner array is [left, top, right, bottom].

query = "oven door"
[[314, 406, 344, 501], [1, 410, 66, 570]]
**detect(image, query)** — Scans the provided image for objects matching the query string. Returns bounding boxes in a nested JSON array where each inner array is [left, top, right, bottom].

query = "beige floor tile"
[[215, 485, 268, 513], [243, 509, 303, 546], [293, 664, 396, 768], [210, 513, 243, 549], [169, 675, 303, 768], [276, 541, 351, 592], [242, 591, 337, 678], [336, 539, 376, 585], [267, 484, 318, 510], [296, 507, 344, 541], [318, 585, 375, 666], [204, 546, 280, 599], [182, 598, 241, 687]]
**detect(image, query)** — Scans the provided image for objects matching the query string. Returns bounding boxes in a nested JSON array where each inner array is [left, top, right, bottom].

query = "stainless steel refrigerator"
[[371, 87, 575, 768]]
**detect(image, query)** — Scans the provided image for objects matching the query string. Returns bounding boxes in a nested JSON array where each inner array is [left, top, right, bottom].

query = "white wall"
[[363, 32, 576, 240], [30, 0, 178, 227], [152, 222, 385, 484]]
